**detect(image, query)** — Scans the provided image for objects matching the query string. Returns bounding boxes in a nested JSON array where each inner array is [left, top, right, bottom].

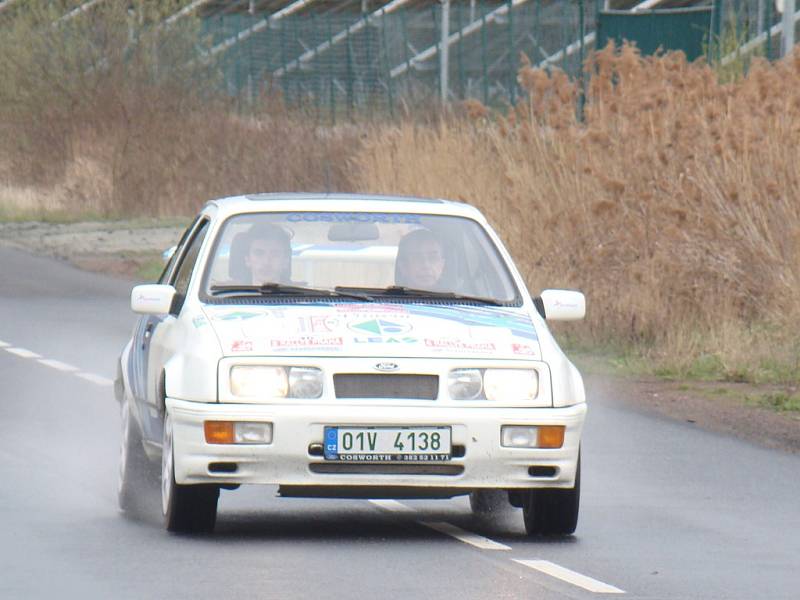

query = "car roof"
[[203, 193, 487, 221]]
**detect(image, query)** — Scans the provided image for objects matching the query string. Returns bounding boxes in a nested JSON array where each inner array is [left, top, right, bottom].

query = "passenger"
[[239, 223, 292, 285], [395, 228, 447, 290]]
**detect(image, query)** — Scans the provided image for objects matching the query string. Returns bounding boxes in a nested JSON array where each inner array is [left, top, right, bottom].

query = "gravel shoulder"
[[2, 219, 798, 454]]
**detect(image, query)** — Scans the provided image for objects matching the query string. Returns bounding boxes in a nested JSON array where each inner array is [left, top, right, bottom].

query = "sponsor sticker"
[[270, 336, 343, 350], [353, 336, 418, 344], [348, 318, 413, 336], [424, 338, 496, 352], [512, 343, 537, 356], [230, 340, 254, 352]]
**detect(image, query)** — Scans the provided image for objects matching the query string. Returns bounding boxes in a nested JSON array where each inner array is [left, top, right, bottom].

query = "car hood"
[[200, 303, 541, 360]]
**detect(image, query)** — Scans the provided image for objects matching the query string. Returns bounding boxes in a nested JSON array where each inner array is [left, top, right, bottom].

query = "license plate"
[[324, 426, 451, 462]]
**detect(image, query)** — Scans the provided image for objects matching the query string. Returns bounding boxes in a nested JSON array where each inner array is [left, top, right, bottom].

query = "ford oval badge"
[[374, 362, 399, 372]]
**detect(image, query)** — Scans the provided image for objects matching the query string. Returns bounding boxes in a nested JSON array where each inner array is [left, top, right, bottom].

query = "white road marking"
[[514, 560, 625, 594], [75, 372, 114, 387], [420, 521, 511, 551], [369, 500, 511, 551], [5, 347, 42, 359], [38, 358, 79, 372], [1, 338, 113, 388], [368, 499, 416, 513]]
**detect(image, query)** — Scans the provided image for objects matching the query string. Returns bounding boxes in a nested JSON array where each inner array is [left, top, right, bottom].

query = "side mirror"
[[131, 284, 176, 315], [536, 289, 585, 321], [162, 245, 177, 263]]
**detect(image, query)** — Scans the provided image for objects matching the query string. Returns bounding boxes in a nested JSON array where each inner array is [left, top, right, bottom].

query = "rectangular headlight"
[[230, 366, 288, 398], [483, 369, 539, 402]]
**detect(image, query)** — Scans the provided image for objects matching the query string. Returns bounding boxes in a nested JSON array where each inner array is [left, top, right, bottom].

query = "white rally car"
[[116, 193, 586, 534]]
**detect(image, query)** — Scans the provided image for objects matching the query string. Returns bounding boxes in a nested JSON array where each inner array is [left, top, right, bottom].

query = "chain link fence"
[[203, 1, 600, 120]]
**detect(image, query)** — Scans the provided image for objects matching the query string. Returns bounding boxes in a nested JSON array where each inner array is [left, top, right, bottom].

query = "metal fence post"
[[440, 0, 451, 106], [710, 0, 724, 64], [765, 0, 773, 60], [508, 0, 515, 105], [327, 13, 335, 124], [480, 2, 488, 104], [782, 0, 796, 57], [381, 8, 395, 118], [577, 0, 586, 123], [457, 1, 465, 100], [346, 21, 354, 119]]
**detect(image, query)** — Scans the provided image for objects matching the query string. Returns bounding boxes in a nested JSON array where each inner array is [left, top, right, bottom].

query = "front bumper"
[[167, 398, 586, 491]]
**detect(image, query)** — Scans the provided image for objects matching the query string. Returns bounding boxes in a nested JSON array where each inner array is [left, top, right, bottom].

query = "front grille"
[[310, 463, 463, 476], [333, 374, 438, 400]]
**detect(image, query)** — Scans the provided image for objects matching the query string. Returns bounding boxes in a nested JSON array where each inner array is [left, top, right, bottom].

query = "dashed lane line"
[[369, 499, 512, 551], [514, 560, 625, 595], [75, 372, 114, 387], [4, 347, 42, 359], [420, 521, 512, 551], [369, 500, 626, 593], [1, 338, 113, 388], [38, 358, 79, 372]]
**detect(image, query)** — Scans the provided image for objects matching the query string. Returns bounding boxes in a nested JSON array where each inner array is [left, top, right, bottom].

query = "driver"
[[242, 223, 292, 285], [394, 228, 446, 290]]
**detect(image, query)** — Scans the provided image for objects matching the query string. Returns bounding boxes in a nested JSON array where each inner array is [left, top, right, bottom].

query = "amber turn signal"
[[537, 426, 565, 449], [204, 421, 235, 444]]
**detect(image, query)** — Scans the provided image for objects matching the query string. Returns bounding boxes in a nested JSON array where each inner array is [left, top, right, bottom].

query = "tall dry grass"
[[352, 45, 800, 382]]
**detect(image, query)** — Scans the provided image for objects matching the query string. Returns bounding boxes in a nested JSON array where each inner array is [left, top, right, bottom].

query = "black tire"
[[469, 490, 510, 515], [522, 455, 580, 536], [161, 413, 219, 534], [118, 396, 154, 514]]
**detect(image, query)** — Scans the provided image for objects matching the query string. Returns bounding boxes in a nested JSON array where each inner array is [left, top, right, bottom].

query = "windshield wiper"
[[210, 283, 373, 301], [335, 286, 503, 305]]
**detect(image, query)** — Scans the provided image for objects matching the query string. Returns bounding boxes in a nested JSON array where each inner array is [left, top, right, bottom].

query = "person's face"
[[245, 238, 289, 284], [399, 239, 445, 288]]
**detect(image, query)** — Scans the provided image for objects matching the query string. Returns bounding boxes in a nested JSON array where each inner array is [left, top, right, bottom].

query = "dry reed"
[[352, 44, 800, 382]]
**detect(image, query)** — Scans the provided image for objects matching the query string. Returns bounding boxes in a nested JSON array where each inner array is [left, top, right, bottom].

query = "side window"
[[170, 220, 210, 312], [158, 217, 200, 284]]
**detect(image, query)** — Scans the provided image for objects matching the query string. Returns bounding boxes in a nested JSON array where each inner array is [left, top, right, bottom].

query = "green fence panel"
[[596, 6, 713, 62]]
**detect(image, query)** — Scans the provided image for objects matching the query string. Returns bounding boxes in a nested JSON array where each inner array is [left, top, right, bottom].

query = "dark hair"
[[397, 228, 442, 260], [229, 222, 292, 281], [241, 223, 291, 250]]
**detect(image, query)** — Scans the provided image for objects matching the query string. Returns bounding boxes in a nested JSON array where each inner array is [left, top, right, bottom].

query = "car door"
[[128, 219, 198, 432], [140, 218, 211, 443]]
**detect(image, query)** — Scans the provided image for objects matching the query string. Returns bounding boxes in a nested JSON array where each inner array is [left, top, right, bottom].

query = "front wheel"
[[161, 413, 219, 533], [522, 454, 580, 536], [469, 490, 510, 515], [118, 396, 154, 514]]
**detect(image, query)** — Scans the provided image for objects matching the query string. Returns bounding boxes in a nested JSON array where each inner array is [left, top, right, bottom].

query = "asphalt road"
[[1, 245, 798, 600]]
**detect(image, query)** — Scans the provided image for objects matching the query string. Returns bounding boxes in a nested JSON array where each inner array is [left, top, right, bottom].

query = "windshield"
[[202, 211, 520, 303]]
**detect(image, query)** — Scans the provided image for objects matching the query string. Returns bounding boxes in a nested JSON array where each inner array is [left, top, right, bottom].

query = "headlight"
[[448, 369, 483, 400], [230, 366, 323, 398], [483, 369, 539, 401], [230, 366, 288, 398], [288, 367, 324, 398]]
